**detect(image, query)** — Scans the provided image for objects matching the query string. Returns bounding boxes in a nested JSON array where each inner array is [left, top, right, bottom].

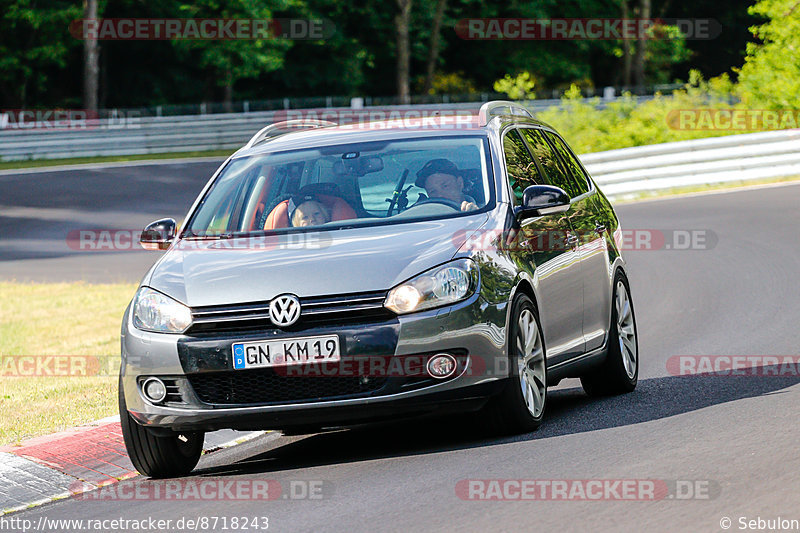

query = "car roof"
[[231, 108, 555, 159]]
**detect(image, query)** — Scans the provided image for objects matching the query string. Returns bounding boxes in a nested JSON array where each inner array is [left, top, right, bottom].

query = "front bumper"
[[120, 292, 510, 432]]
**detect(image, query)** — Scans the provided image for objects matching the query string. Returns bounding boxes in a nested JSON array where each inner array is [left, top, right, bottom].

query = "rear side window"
[[502, 129, 540, 203], [518, 128, 568, 194], [545, 132, 591, 197]]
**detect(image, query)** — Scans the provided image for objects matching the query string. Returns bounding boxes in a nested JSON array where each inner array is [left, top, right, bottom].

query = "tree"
[[394, 0, 411, 102], [0, 0, 81, 107], [423, 0, 446, 93], [267, 0, 371, 98], [633, 0, 651, 90], [736, 0, 800, 108], [83, 0, 100, 111], [621, 0, 632, 86], [644, 24, 691, 84], [173, 0, 294, 111]]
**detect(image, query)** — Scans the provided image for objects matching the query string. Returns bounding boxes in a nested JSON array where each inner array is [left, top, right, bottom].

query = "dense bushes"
[[536, 73, 746, 154], [537, 0, 800, 154]]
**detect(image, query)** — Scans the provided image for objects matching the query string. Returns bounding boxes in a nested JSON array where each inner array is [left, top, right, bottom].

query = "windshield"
[[184, 136, 492, 237]]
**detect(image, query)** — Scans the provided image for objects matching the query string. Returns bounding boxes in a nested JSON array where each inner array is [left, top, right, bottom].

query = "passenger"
[[290, 199, 330, 227], [415, 158, 479, 212]]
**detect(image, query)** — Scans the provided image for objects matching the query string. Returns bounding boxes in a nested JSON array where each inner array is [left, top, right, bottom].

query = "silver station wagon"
[[120, 101, 639, 477]]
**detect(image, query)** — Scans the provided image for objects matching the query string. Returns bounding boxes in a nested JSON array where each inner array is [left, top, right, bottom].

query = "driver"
[[415, 159, 479, 212]]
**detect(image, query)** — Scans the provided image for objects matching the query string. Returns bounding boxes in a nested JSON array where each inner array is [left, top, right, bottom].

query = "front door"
[[502, 128, 585, 363]]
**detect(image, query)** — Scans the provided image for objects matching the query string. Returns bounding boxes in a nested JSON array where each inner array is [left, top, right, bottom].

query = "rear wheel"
[[481, 293, 547, 434], [580, 271, 638, 396], [119, 379, 204, 478]]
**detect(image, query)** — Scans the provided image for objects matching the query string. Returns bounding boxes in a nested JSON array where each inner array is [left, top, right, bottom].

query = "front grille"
[[187, 368, 388, 406], [163, 378, 183, 403], [187, 291, 392, 334]]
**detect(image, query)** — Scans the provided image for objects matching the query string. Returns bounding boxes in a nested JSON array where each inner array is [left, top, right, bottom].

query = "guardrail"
[[2, 102, 798, 198], [579, 129, 800, 197], [0, 97, 659, 162]]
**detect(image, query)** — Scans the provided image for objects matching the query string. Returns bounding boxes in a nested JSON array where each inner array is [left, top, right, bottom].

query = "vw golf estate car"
[[120, 101, 639, 477]]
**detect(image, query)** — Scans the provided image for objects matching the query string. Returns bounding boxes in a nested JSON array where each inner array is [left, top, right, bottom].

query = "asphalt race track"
[[3, 162, 800, 532], [0, 161, 223, 283]]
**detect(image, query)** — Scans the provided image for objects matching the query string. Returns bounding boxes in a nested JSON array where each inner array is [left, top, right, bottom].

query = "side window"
[[502, 129, 540, 203], [518, 128, 575, 196], [544, 132, 591, 197]]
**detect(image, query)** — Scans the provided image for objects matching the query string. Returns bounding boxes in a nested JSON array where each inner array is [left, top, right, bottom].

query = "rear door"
[[502, 128, 585, 363]]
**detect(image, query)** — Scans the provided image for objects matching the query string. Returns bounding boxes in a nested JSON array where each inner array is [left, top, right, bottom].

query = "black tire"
[[119, 378, 204, 478], [580, 271, 639, 396], [481, 293, 547, 434]]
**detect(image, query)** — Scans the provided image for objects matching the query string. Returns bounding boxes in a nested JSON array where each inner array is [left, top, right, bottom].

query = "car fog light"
[[142, 377, 167, 403], [427, 354, 457, 379]]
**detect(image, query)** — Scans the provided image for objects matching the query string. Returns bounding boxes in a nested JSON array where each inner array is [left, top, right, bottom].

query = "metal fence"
[[2, 100, 798, 199], [6, 83, 681, 120], [0, 96, 666, 162], [580, 129, 800, 197]]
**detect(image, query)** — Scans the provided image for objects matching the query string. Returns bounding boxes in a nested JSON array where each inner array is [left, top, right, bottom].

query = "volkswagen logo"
[[269, 294, 301, 327]]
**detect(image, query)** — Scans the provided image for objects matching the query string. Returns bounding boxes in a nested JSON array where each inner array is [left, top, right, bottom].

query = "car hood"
[[146, 215, 489, 307]]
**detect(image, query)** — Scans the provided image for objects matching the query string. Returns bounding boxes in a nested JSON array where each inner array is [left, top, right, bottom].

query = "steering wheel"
[[415, 197, 462, 210]]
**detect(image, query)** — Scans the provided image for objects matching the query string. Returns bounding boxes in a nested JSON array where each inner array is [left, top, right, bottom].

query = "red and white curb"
[[0, 416, 263, 515]]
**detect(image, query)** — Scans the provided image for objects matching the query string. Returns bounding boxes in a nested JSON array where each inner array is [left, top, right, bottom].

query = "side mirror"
[[139, 218, 176, 251], [514, 185, 571, 220]]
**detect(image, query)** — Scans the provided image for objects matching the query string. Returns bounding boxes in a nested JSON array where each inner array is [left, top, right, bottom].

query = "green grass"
[[2, 173, 798, 445], [0, 149, 231, 170], [0, 281, 137, 445]]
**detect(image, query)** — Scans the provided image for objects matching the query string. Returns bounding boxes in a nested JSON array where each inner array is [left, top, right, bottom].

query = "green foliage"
[[537, 74, 743, 154], [0, 0, 791, 150], [172, 0, 295, 91], [645, 24, 693, 85], [493, 71, 537, 101], [417, 71, 478, 95], [0, 0, 82, 106], [736, 0, 800, 109]]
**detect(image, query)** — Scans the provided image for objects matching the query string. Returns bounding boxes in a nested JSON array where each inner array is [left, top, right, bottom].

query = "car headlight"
[[132, 287, 192, 333], [385, 258, 479, 314]]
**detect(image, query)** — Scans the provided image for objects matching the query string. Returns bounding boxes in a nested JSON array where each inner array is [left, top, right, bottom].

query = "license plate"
[[232, 335, 340, 370]]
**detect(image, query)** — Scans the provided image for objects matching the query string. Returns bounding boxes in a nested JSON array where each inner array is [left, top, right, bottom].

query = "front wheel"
[[580, 271, 639, 396], [481, 293, 547, 434], [119, 379, 204, 478]]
